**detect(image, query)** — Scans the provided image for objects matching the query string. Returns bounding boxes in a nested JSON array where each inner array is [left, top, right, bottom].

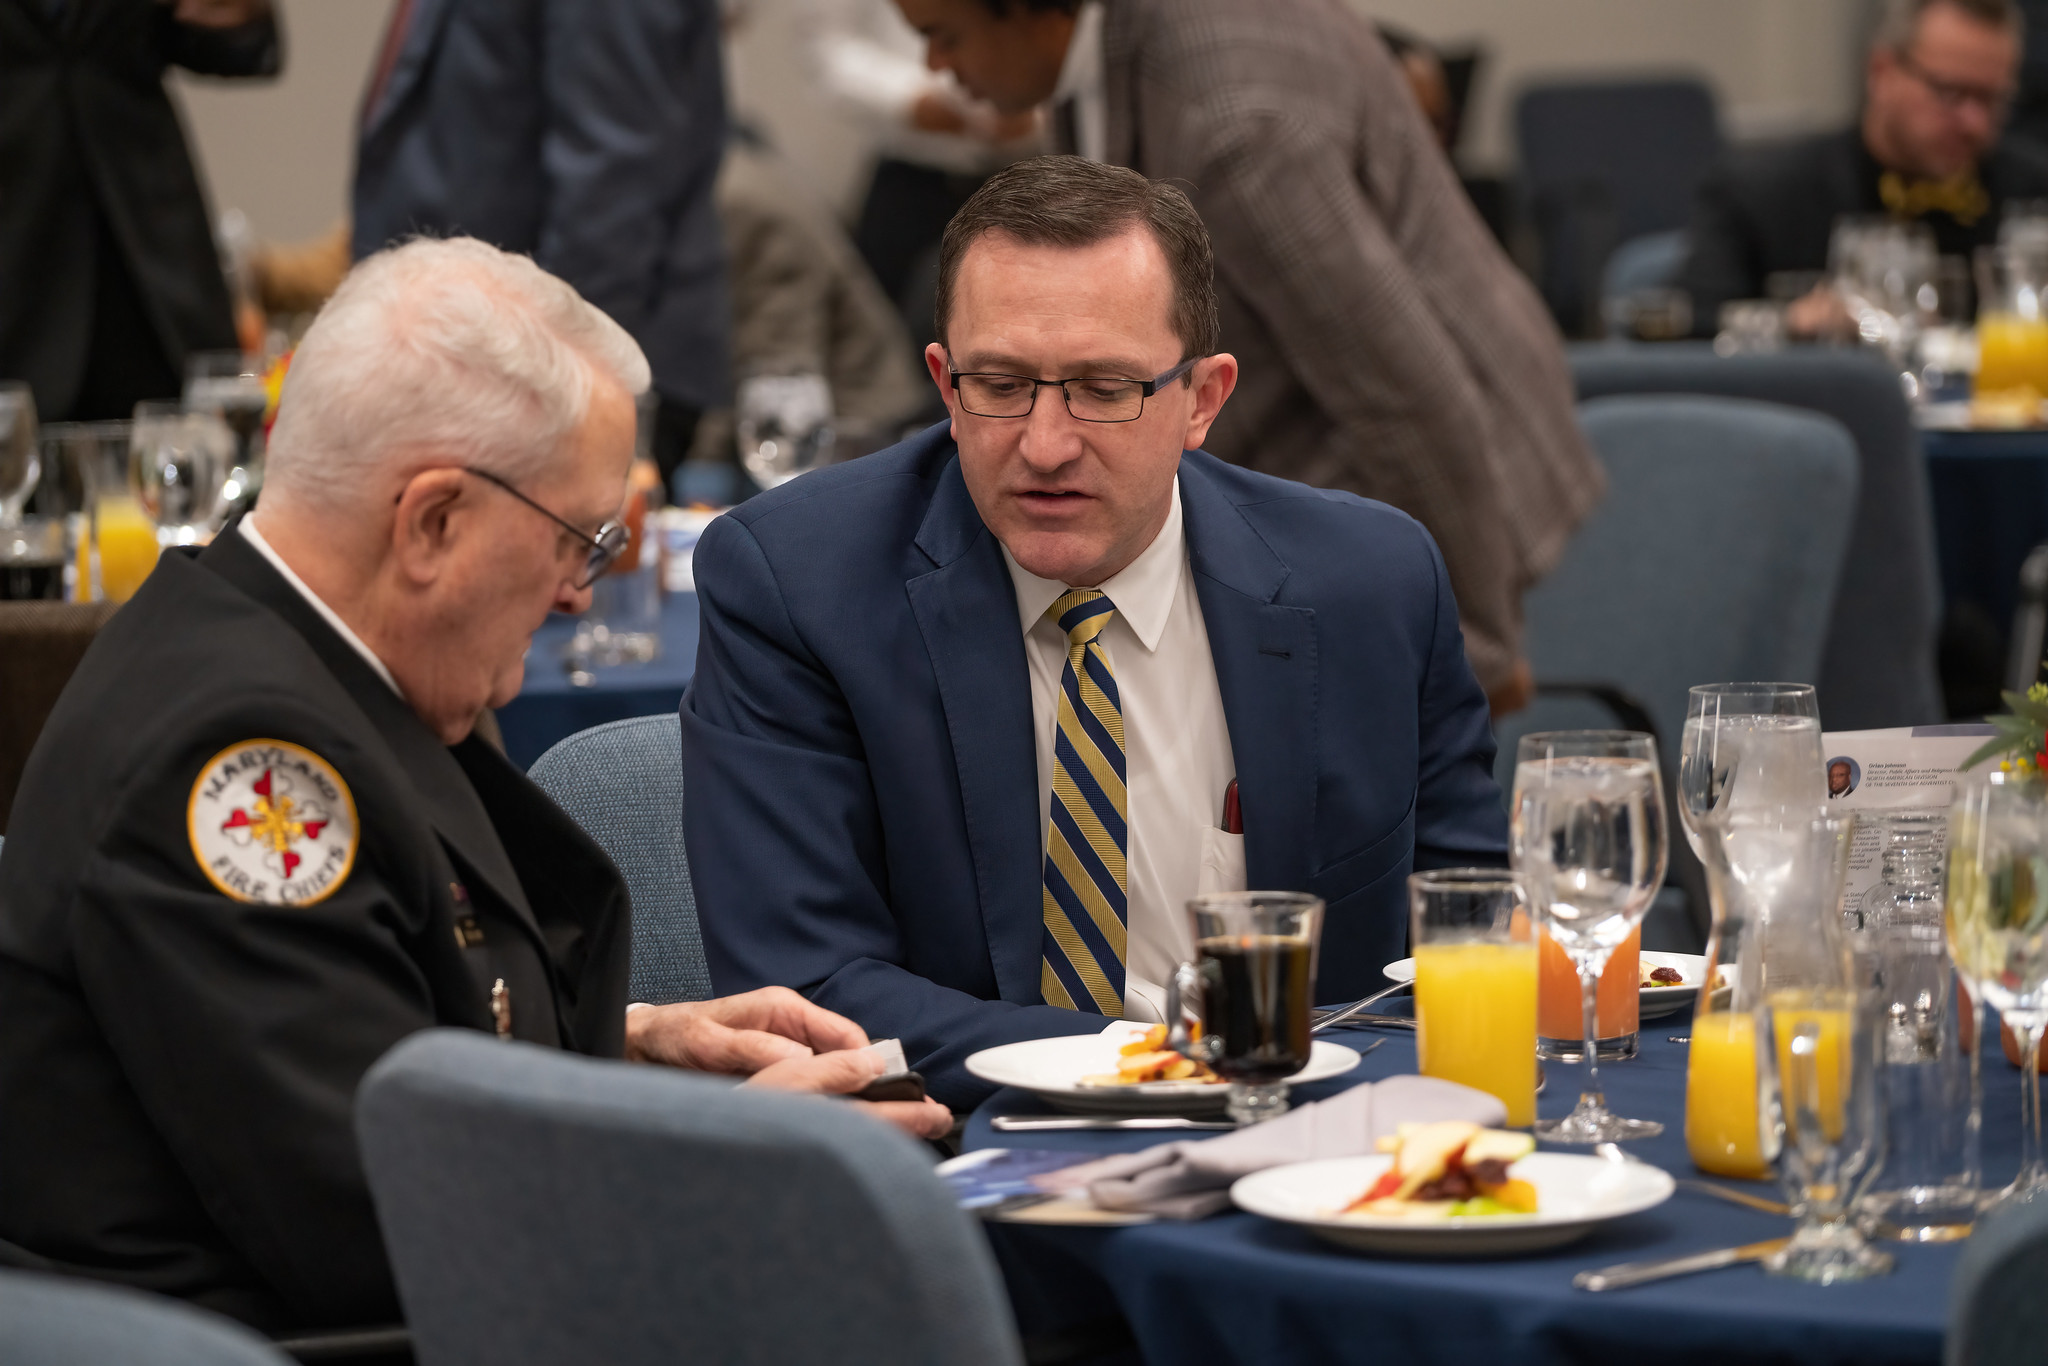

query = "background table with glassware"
[[965, 1010, 2021, 1366], [496, 589, 700, 769]]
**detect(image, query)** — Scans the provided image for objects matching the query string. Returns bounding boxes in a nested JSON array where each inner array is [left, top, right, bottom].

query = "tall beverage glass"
[[1411, 869, 1537, 1126], [1513, 731, 1670, 1142], [1165, 892, 1323, 1125]]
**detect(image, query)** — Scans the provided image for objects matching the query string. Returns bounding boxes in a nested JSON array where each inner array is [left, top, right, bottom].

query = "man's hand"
[[747, 1048, 955, 1140], [167, 0, 271, 28], [626, 985, 866, 1071], [625, 987, 953, 1140], [1785, 284, 1855, 342], [1486, 657, 1534, 718]]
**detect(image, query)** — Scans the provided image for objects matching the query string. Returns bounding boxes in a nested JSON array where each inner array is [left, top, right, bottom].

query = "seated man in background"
[[0, 238, 947, 1336], [1682, 0, 2048, 336], [683, 157, 1508, 1110]]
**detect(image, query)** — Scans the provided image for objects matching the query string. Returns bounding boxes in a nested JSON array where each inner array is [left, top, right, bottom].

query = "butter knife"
[[990, 1115, 1238, 1132], [1574, 1237, 1790, 1292]]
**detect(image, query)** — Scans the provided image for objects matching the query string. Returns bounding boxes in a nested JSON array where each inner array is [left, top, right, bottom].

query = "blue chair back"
[[1570, 341, 1943, 731], [357, 1030, 1025, 1366], [528, 714, 708, 1004], [1498, 393, 1859, 793], [1516, 79, 1720, 334], [0, 1270, 290, 1365], [1947, 1193, 2048, 1364]]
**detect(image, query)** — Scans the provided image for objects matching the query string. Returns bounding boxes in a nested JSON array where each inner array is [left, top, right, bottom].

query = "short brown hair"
[[1874, 0, 2021, 52], [934, 155, 1221, 364]]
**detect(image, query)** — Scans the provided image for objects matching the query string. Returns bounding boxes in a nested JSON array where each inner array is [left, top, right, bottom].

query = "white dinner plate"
[[1230, 1152, 1674, 1256], [1381, 953, 1721, 1021], [965, 1025, 1362, 1115]]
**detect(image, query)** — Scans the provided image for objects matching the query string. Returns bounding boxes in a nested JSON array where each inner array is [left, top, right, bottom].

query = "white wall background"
[[173, 0, 1878, 245]]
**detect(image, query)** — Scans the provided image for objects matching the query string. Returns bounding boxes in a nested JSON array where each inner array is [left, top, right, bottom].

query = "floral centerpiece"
[[1964, 682, 2048, 774]]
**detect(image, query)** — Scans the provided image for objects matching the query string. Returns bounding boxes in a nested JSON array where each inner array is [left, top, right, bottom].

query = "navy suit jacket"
[[351, 0, 730, 411], [681, 427, 1508, 1107]]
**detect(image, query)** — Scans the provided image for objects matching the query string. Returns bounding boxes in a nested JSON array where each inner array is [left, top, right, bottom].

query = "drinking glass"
[[0, 381, 38, 529], [1830, 216, 1936, 365], [183, 351, 268, 514], [130, 402, 232, 545], [736, 373, 836, 489], [1513, 731, 1670, 1142], [1752, 813, 1892, 1283], [1678, 683, 1825, 859], [1946, 771, 2048, 1214], [1163, 892, 1323, 1125], [1411, 869, 1537, 1127], [1974, 242, 2048, 397]]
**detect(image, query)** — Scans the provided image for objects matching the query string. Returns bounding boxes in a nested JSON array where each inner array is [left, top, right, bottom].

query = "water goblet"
[[1513, 730, 1670, 1143]]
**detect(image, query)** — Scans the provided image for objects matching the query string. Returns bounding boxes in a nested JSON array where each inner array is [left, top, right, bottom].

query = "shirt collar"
[[1001, 474, 1184, 653], [238, 515, 405, 696], [1050, 1, 1105, 110]]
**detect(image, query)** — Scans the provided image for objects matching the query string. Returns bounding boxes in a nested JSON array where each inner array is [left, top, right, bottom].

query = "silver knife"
[[990, 1115, 1238, 1132], [1574, 1237, 1790, 1292]]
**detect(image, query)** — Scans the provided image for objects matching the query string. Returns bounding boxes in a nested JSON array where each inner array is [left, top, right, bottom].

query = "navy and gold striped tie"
[[1039, 589, 1128, 1016]]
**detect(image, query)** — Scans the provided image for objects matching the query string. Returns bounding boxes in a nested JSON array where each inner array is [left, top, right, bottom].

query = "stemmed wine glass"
[[1946, 771, 2048, 1214], [1513, 730, 1671, 1142], [184, 351, 268, 514], [1677, 683, 1826, 855], [0, 381, 39, 529]]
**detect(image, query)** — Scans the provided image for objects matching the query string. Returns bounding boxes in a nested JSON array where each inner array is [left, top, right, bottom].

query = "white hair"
[[263, 237, 651, 513]]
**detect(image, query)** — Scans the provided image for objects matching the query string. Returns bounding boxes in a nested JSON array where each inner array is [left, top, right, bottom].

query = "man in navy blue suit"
[[683, 156, 1508, 1109]]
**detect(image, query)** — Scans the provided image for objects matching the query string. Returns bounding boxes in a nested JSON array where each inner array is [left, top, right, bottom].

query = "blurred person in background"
[[796, 0, 1040, 338], [1682, 0, 2048, 337], [0, 0, 280, 423], [353, 0, 730, 493], [891, 0, 1600, 713]]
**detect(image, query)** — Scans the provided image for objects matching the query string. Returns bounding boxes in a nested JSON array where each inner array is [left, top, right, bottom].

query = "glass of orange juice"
[[1538, 925, 1640, 1061], [1411, 868, 1537, 1127]]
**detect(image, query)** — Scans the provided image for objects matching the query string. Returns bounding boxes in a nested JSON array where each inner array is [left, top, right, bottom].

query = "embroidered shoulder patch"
[[187, 740, 360, 906]]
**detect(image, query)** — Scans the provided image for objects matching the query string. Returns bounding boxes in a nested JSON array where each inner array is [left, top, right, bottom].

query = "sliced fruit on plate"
[[1345, 1121, 1538, 1218]]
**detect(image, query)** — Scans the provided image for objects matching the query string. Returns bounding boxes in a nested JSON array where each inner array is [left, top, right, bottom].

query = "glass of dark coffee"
[[1164, 892, 1324, 1125]]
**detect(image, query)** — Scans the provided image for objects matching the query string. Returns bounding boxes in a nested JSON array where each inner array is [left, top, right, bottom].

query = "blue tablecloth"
[[496, 592, 699, 769], [1922, 427, 2048, 640], [966, 1011, 2025, 1366]]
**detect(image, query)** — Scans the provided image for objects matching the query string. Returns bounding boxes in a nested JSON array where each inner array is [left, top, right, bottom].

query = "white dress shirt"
[[1050, 0, 1107, 163], [1002, 474, 1243, 1021], [239, 517, 404, 697]]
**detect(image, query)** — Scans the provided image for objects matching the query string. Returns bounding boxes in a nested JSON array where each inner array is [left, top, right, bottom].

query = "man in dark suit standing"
[[0, 0, 279, 422], [683, 158, 1508, 1109], [352, 0, 730, 487], [888, 0, 1601, 717], [1682, 0, 2048, 336]]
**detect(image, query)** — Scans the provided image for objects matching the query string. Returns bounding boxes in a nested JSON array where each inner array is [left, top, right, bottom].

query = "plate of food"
[[1379, 953, 1718, 1021], [1231, 1120, 1674, 1255], [965, 1023, 1363, 1115]]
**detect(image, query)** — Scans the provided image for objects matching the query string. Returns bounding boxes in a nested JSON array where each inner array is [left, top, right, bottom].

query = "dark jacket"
[[351, 0, 731, 412], [683, 428, 1508, 1109], [0, 0, 279, 417], [1679, 126, 2048, 332], [0, 528, 630, 1332]]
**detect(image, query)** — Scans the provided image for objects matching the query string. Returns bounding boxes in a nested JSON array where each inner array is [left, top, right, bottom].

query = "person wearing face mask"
[[682, 157, 1510, 1110], [0, 237, 949, 1341]]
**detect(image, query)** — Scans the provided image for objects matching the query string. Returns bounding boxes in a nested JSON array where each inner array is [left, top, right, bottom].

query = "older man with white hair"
[[0, 236, 948, 1337]]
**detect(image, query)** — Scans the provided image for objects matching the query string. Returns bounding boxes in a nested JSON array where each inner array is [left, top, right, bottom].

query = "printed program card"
[[1819, 724, 1998, 913]]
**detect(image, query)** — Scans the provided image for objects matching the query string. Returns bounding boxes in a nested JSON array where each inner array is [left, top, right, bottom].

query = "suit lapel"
[[361, 0, 453, 139], [197, 528, 546, 951], [1179, 455, 1319, 896], [905, 457, 1045, 1004]]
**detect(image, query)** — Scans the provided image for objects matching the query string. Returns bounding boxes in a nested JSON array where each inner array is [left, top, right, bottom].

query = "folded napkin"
[[1042, 1076, 1508, 1220]]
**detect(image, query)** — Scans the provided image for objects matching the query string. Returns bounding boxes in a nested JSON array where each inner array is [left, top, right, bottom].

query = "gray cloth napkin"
[[1042, 1075, 1509, 1220]]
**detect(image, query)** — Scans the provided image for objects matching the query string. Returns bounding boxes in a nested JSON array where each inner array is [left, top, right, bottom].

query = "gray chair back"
[[528, 713, 708, 1004], [1570, 341, 1944, 730], [1501, 395, 1858, 787], [357, 1030, 1024, 1366], [1947, 1194, 2048, 1365], [1515, 80, 1720, 334], [0, 1269, 291, 1365]]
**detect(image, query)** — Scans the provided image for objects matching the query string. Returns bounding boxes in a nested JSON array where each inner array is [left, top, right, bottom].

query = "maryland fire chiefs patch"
[[187, 740, 359, 906]]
